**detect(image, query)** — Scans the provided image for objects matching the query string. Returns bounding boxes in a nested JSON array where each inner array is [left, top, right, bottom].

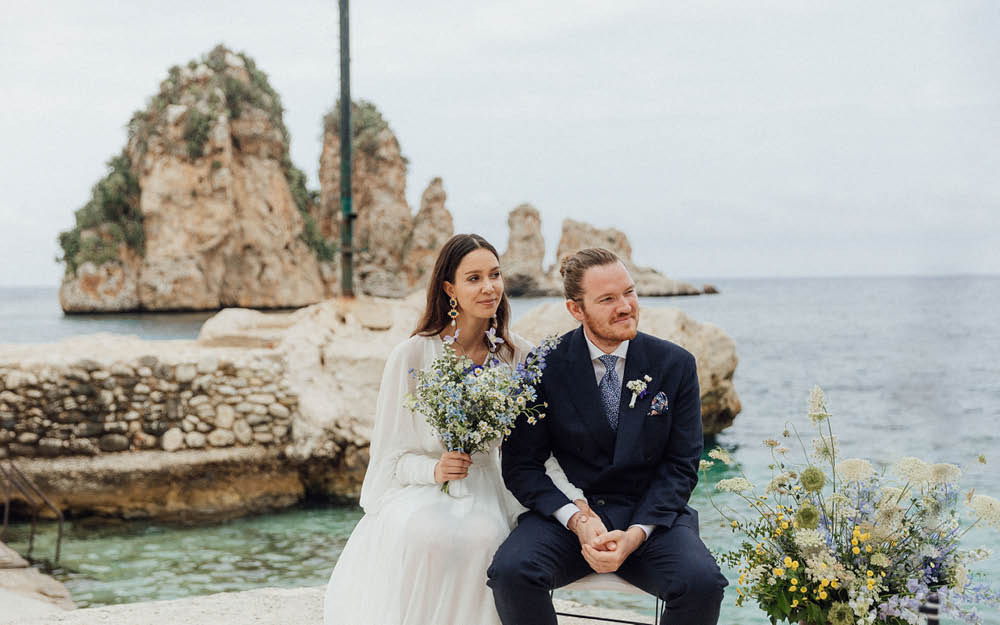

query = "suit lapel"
[[613, 333, 651, 465], [563, 327, 617, 456]]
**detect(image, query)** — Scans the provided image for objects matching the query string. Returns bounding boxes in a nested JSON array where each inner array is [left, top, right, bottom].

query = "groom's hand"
[[568, 500, 607, 548], [581, 528, 645, 573]]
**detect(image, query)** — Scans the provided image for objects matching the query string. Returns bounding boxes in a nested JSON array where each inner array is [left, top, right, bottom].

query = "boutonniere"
[[626, 374, 652, 408]]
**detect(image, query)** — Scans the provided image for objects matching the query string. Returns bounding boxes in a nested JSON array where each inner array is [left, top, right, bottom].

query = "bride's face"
[[444, 248, 504, 320]]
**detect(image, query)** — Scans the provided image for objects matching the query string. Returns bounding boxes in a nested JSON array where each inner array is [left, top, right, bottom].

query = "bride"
[[323, 234, 589, 625]]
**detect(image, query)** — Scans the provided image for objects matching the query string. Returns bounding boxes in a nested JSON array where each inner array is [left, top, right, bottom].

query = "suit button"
[[596, 499, 606, 506]]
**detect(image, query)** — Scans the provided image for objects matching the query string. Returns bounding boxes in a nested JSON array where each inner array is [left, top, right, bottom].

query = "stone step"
[[0, 542, 29, 569]]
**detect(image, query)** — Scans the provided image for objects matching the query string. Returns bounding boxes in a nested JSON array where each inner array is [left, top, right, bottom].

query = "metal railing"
[[0, 459, 64, 565]]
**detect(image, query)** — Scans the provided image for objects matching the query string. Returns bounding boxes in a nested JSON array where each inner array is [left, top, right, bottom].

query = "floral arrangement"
[[707, 386, 1000, 625], [406, 329, 561, 492]]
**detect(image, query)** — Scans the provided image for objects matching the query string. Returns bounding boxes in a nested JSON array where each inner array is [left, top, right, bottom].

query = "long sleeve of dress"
[[359, 339, 440, 515]]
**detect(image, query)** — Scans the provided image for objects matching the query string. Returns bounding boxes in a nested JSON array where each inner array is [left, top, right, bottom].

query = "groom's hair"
[[559, 248, 621, 304]]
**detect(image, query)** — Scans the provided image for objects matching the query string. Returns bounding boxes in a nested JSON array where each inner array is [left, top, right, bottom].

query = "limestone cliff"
[[318, 101, 454, 297], [58, 45, 332, 313]]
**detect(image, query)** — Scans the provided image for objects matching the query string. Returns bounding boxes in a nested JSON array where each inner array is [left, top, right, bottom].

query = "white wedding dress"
[[323, 333, 582, 625]]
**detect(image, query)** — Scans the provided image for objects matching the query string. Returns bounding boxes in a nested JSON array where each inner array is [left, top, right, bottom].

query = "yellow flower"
[[819, 590, 828, 599], [731, 520, 739, 527], [861, 532, 870, 541], [801, 587, 807, 594], [865, 545, 872, 553], [791, 561, 799, 570], [791, 578, 799, 585], [820, 578, 829, 587], [781, 521, 790, 529], [784, 556, 793, 567], [851, 538, 859, 546], [790, 585, 797, 592], [852, 547, 861, 555], [867, 570, 874, 577], [791, 599, 799, 608], [774, 567, 785, 577], [831, 580, 840, 589]]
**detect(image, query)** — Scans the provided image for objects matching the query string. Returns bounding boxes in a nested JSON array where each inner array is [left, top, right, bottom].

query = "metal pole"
[[338, 0, 355, 296]]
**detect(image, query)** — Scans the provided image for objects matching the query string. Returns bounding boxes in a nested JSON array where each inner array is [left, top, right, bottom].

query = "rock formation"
[[500, 210, 702, 298], [501, 204, 559, 296], [402, 178, 454, 289], [513, 303, 740, 435], [318, 102, 454, 297], [58, 46, 332, 313], [549, 219, 701, 296], [0, 542, 74, 614]]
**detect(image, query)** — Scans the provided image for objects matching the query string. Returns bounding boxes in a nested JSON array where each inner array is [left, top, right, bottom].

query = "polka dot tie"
[[598, 354, 620, 431]]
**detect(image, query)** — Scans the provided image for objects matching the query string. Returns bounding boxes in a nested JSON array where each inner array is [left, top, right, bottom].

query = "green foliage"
[[57, 152, 143, 275], [323, 99, 391, 157], [183, 109, 213, 160]]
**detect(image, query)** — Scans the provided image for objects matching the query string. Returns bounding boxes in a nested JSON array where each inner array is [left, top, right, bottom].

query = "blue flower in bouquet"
[[406, 332, 561, 492]]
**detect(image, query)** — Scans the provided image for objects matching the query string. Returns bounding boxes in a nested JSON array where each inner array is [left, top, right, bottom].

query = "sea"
[[3, 276, 999, 623]]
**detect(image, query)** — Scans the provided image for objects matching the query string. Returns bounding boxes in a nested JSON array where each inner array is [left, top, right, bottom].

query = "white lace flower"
[[929, 462, 961, 484], [793, 528, 825, 551], [869, 552, 891, 568], [969, 494, 1000, 528], [894, 457, 930, 483], [708, 447, 733, 465], [811, 436, 839, 463], [766, 472, 794, 495], [716, 477, 754, 493], [836, 458, 874, 482], [698, 460, 714, 471], [807, 385, 831, 424]]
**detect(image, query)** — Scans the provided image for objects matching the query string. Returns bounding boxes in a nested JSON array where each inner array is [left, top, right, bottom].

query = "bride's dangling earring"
[[448, 297, 459, 327]]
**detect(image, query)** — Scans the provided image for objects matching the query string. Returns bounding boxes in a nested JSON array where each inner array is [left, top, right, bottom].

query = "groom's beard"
[[583, 308, 639, 345]]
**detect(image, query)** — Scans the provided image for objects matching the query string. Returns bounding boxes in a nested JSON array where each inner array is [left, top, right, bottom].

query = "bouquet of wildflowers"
[[406, 329, 560, 493], [707, 386, 1000, 625]]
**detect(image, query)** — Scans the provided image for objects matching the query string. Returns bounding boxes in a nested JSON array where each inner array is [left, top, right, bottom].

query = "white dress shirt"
[[552, 331, 654, 539]]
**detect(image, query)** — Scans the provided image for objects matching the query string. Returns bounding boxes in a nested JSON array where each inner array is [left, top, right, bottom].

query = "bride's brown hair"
[[413, 234, 514, 362]]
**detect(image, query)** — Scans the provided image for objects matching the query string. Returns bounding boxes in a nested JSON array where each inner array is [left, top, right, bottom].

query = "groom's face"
[[568, 261, 639, 347]]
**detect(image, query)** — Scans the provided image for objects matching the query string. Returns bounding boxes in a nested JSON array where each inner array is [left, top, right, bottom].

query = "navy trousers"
[[487, 511, 728, 625]]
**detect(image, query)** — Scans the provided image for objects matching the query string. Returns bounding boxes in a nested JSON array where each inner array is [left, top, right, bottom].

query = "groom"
[[488, 248, 727, 625]]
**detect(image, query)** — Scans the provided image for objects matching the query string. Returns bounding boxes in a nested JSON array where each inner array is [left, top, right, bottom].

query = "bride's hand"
[[434, 451, 472, 483]]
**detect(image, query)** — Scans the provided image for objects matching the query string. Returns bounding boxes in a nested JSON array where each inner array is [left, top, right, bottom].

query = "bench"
[[553, 573, 660, 625]]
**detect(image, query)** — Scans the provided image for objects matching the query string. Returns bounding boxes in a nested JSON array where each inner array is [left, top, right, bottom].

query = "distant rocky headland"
[[56, 44, 710, 314]]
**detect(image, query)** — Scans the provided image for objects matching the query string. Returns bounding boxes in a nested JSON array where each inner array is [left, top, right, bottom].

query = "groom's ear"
[[565, 298, 586, 323]]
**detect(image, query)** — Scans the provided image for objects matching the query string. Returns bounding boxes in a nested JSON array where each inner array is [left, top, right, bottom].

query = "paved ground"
[[3, 585, 652, 625]]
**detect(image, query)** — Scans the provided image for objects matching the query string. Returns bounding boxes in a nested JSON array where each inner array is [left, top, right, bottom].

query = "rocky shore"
[[2, 295, 739, 520], [1, 585, 649, 625], [0, 542, 74, 622]]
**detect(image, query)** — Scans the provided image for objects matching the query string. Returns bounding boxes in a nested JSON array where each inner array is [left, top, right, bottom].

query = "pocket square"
[[648, 391, 668, 416]]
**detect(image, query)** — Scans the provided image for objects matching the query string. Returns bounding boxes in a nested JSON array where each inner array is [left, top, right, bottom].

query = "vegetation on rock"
[[57, 152, 143, 275], [323, 99, 396, 159]]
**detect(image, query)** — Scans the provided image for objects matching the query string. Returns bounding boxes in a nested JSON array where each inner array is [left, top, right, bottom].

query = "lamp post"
[[338, 0, 355, 296]]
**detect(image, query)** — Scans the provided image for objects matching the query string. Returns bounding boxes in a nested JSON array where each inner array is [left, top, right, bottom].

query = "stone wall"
[[0, 355, 296, 460]]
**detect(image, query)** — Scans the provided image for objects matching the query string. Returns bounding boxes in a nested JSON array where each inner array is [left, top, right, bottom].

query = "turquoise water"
[[4, 276, 1000, 622]]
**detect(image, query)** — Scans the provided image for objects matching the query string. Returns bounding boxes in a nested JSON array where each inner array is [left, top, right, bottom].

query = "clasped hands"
[[568, 500, 645, 574]]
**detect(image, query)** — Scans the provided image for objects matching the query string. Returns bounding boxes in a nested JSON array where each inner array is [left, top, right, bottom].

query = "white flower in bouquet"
[[406, 330, 561, 493]]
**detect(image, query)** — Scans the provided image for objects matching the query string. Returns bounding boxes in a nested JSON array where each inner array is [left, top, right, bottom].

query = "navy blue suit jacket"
[[502, 326, 704, 531]]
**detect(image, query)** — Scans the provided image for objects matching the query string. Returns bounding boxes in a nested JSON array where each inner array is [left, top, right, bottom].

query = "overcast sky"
[[1, 0, 998, 287]]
